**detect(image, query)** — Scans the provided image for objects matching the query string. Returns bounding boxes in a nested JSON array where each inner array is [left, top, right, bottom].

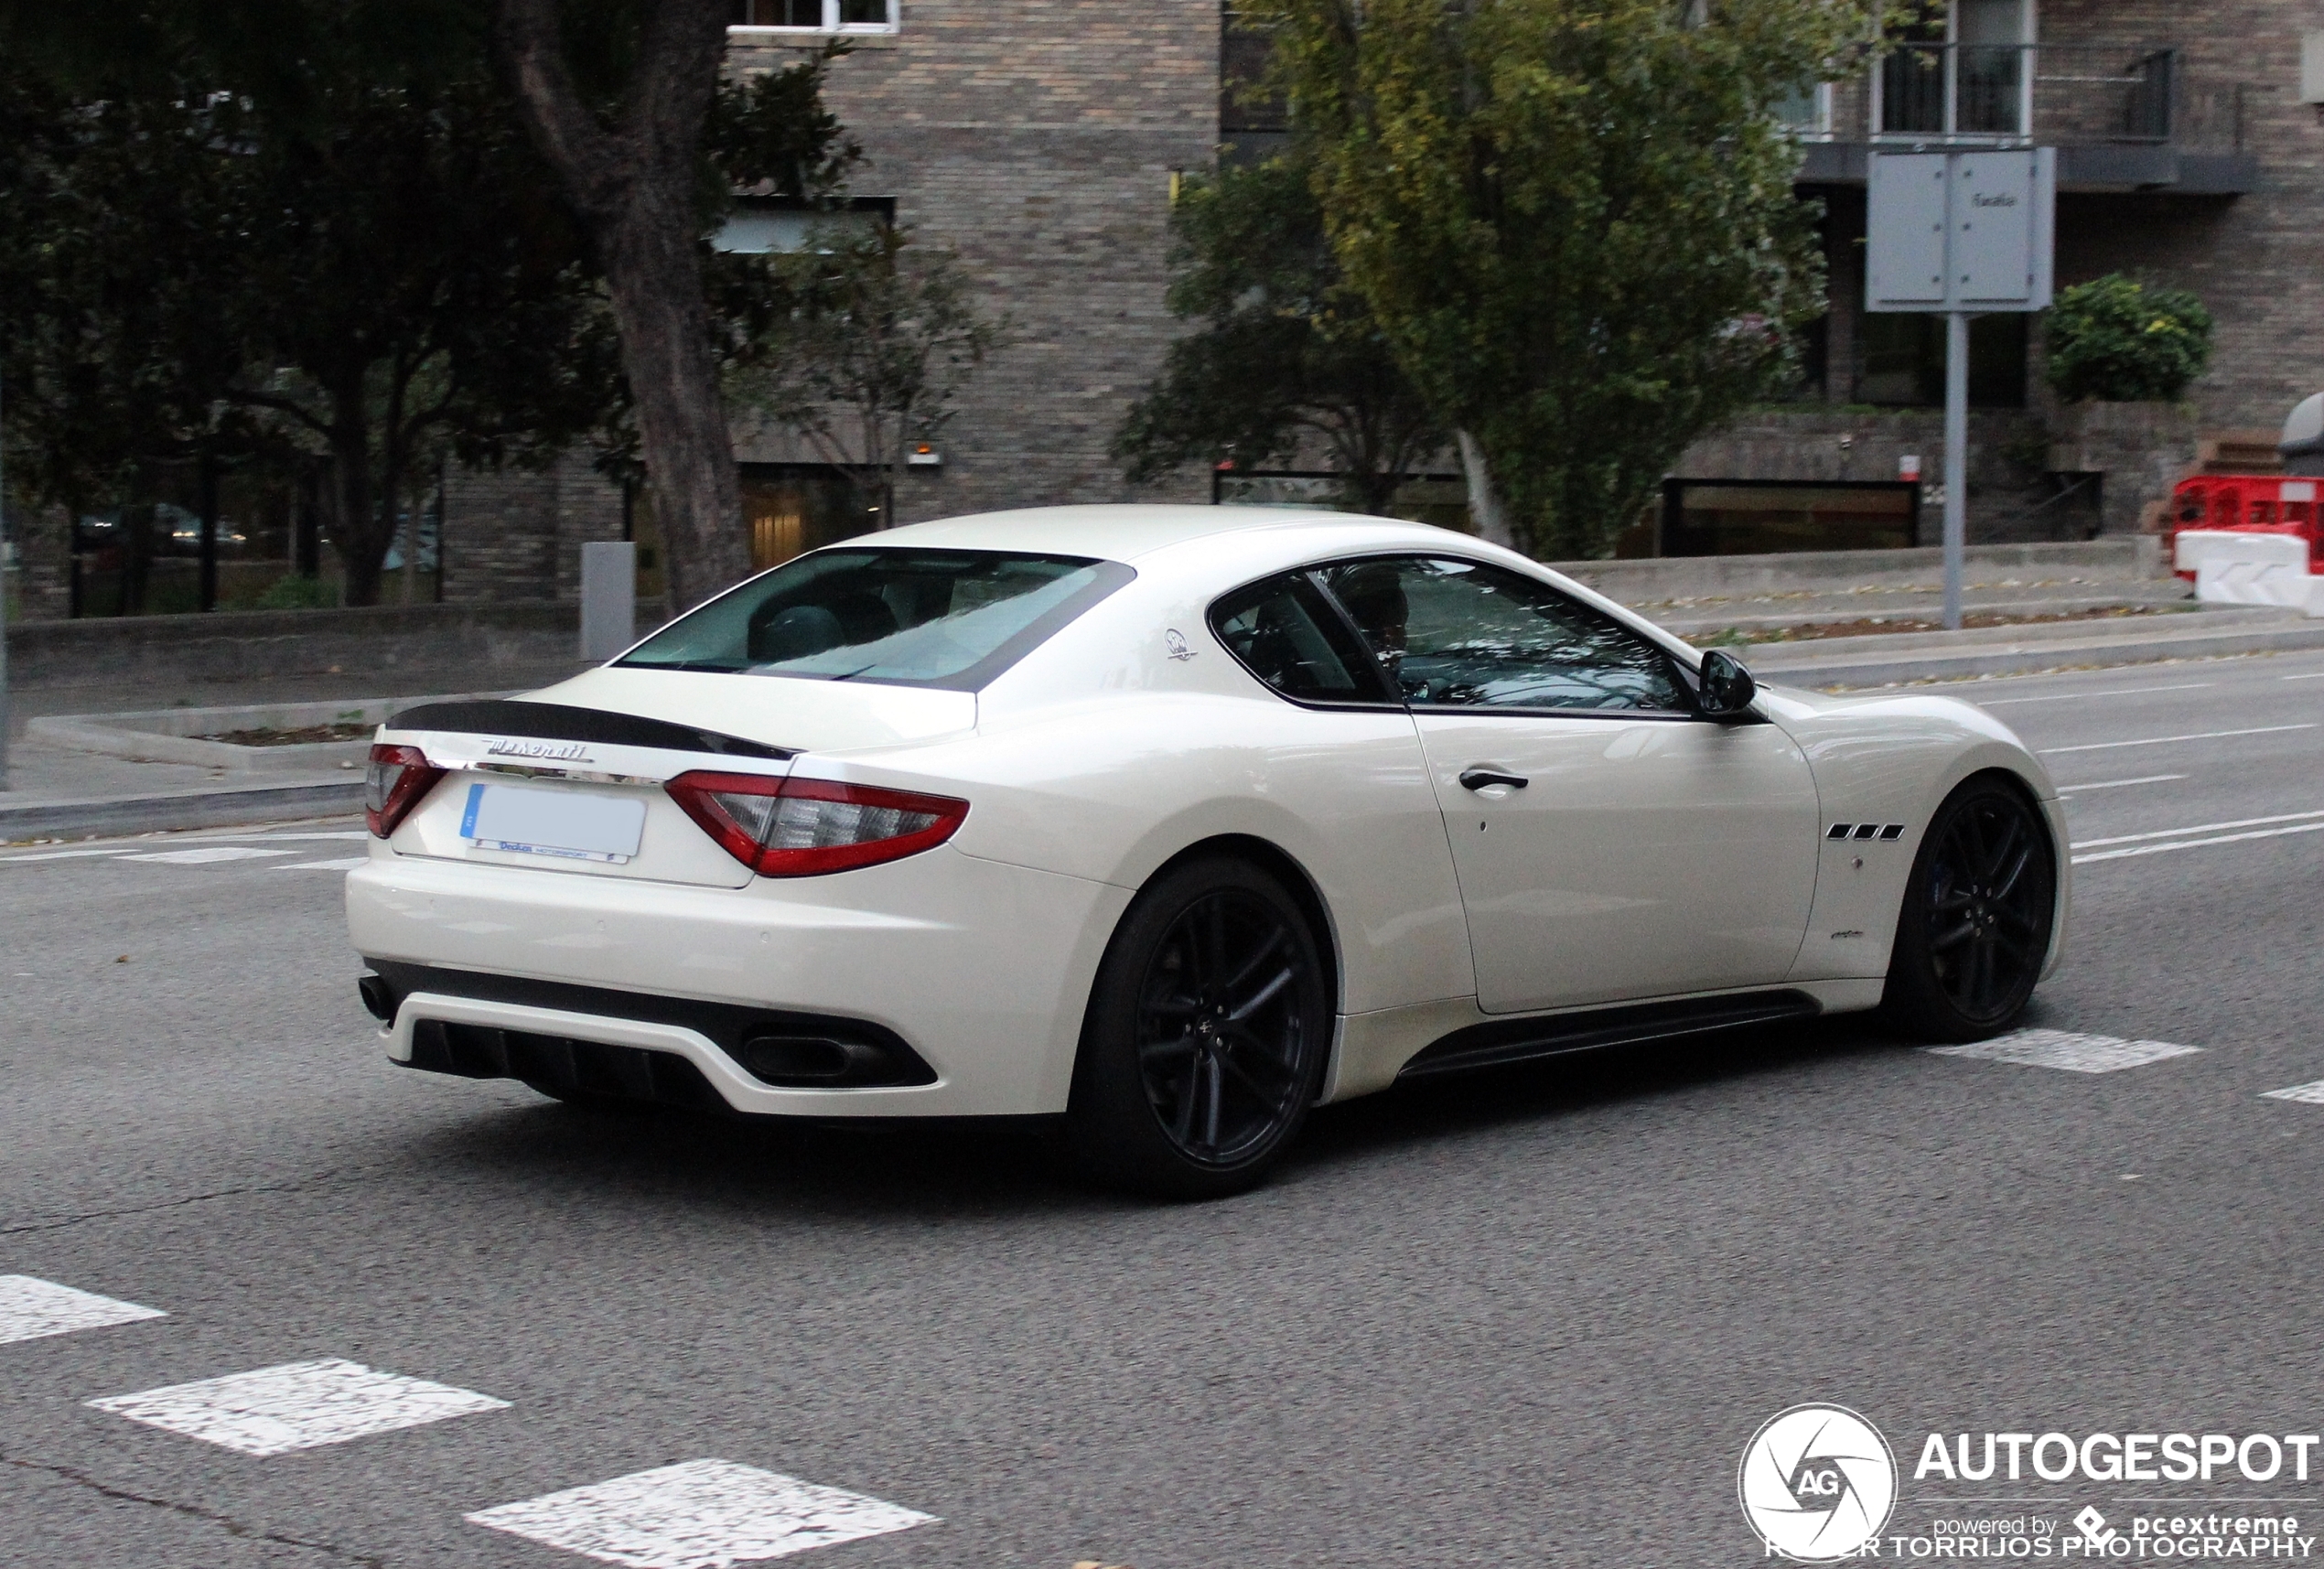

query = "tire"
[[1067, 855, 1332, 1199], [1880, 774, 2059, 1042]]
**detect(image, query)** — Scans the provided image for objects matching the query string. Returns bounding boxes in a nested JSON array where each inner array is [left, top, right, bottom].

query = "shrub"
[[2045, 274, 2212, 403], [252, 574, 340, 610]]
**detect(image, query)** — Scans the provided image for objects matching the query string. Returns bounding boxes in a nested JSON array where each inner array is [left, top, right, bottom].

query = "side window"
[[1318, 556, 1690, 714], [1210, 572, 1393, 706]]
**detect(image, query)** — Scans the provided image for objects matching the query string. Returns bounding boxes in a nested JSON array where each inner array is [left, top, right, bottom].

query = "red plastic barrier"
[[2168, 475, 2323, 579]]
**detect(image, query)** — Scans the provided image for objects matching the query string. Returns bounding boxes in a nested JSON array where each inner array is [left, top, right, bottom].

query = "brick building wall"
[[441, 451, 624, 605], [730, 2, 1220, 524]]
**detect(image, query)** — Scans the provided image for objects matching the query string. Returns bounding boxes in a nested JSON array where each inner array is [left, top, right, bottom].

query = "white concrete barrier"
[[2184, 532, 2312, 609]]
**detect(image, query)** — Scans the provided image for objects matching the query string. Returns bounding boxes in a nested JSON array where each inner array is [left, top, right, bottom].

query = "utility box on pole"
[[1867, 148, 2057, 629]]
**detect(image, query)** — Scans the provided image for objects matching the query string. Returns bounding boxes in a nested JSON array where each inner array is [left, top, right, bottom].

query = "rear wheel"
[[1067, 856, 1330, 1199], [1881, 776, 2058, 1042]]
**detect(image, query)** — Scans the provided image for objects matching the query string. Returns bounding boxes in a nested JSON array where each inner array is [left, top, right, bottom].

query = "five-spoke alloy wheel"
[[1069, 856, 1329, 1198], [1882, 775, 2059, 1041]]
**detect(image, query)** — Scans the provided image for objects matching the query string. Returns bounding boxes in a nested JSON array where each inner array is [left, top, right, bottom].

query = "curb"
[[1744, 618, 2324, 690], [0, 779, 365, 842]]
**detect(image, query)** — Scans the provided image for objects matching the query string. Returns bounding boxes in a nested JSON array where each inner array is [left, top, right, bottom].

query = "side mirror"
[[1698, 649, 1759, 722]]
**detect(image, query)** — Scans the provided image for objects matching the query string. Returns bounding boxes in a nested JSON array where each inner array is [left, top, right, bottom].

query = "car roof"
[[861, 503, 1449, 562]]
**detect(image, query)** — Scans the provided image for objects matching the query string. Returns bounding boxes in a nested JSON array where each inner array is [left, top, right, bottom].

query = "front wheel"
[[1881, 775, 2059, 1042], [1067, 856, 1331, 1200]]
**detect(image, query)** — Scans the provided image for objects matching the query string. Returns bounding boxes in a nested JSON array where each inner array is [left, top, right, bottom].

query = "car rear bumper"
[[346, 844, 1131, 1117]]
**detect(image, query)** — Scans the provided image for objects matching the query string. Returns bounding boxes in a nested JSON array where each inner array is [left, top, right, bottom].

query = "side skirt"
[[1395, 990, 1823, 1080]]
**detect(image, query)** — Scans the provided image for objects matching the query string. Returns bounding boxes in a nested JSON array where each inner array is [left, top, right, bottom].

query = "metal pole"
[[0, 371, 11, 790], [1943, 310, 1970, 631]]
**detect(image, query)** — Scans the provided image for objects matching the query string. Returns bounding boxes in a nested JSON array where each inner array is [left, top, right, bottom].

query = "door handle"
[[1458, 768, 1529, 792]]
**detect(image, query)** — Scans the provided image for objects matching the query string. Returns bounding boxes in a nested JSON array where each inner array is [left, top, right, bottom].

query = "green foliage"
[[2044, 275, 2213, 404], [724, 224, 1008, 518], [253, 574, 343, 610], [1237, 0, 1886, 558], [1113, 156, 1443, 515]]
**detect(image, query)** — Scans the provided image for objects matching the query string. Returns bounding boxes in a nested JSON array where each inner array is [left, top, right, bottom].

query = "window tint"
[[1210, 573, 1393, 706], [1318, 556, 1689, 713], [618, 549, 1132, 691]]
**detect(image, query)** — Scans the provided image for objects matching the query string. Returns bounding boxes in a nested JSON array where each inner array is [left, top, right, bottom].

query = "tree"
[[2045, 275, 2213, 404], [1114, 155, 1442, 516], [494, 0, 748, 613], [725, 224, 1007, 528], [0, 8, 626, 607], [1237, 0, 1885, 558]]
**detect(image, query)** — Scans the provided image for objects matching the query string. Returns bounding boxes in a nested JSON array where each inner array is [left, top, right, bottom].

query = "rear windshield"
[[617, 548, 1134, 691]]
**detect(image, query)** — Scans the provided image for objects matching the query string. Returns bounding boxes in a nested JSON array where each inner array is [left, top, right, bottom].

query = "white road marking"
[[1982, 683, 2214, 705], [2263, 1081, 2324, 1104], [467, 1459, 936, 1568], [0, 848, 142, 864], [2040, 724, 2319, 756], [88, 1358, 509, 1456], [1928, 1029, 2201, 1073], [2074, 811, 2324, 865], [275, 857, 369, 871], [2282, 672, 2324, 681], [0, 1275, 167, 1346], [120, 846, 299, 865], [2057, 774, 2188, 795], [2076, 809, 2324, 848]]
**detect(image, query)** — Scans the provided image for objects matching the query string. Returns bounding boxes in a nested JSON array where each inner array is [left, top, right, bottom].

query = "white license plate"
[[460, 782, 647, 865]]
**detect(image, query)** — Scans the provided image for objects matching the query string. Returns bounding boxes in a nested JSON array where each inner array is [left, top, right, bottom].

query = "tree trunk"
[[1456, 429, 1517, 549], [495, 0, 748, 615], [333, 415, 384, 607]]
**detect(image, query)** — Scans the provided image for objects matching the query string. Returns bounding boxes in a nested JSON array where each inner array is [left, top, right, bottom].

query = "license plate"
[[460, 782, 647, 865]]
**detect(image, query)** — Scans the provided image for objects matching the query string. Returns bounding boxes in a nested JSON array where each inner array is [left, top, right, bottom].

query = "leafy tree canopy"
[[2045, 275, 2213, 405], [1114, 155, 1443, 517], [1237, 0, 1893, 558]]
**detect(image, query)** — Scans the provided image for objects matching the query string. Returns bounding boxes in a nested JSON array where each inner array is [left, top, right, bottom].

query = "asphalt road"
[[4, 651, 2322, 1569]]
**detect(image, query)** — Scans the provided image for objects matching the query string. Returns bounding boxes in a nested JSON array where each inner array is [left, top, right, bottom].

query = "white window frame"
[[1778, 81, 1836, 140], [728, 0, 898, 38]]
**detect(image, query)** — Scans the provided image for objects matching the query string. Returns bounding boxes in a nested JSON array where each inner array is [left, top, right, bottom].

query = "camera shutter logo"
[[1738, 1404, 1899, 1562]]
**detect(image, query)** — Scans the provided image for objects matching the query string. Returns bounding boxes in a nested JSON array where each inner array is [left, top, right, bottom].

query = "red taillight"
[[665, 770, 968, 876], [365, 743, 445, 838]]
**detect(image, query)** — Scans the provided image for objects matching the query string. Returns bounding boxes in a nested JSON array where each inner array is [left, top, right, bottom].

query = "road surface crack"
[[1, 1449, 392, 1566], [0, 1170, 362, 1237]]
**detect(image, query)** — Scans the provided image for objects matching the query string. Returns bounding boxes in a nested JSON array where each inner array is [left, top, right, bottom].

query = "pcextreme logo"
[[1741, 1404, 1901, 1562]]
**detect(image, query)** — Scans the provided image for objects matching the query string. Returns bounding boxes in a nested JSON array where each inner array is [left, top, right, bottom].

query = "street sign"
[[1866, 149, 2057, 631], [1867, 149, 2056, 314]]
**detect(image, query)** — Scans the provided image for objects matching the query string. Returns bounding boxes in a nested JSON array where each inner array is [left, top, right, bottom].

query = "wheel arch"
[[1130, 833, 1345, 1019]]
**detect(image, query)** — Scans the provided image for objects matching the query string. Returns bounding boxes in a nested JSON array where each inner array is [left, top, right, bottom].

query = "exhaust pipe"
[[357, 972, 396, 1023]]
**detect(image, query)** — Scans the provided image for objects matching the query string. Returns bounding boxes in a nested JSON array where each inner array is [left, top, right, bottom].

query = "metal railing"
[[1863, 42, 2239, 155]]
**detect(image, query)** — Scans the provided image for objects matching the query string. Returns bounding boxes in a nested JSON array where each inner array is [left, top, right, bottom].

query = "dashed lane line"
[[2057, 774, 2188, 795], [2074, 810, 2324, 865], [88, 1358, 510, 1456], [1983, 683, 2215, 705], [2040, 724, 2319, 756], [467, 1459, 936, 1567], [2076, 809, 2324, 848], [118, 846, 298, 865], [0, 1276, 166, 1347], [1928, 1029, 2202, 1074], [275, 857, 368, 872], [2264, 1081, 2324, 1104]]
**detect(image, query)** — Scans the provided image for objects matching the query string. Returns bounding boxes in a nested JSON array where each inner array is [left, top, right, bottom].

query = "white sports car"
[[348, 505, 2069, 1197]]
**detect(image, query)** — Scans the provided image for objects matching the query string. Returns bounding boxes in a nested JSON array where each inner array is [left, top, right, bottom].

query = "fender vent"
[[1827, 823, 1908, 842]]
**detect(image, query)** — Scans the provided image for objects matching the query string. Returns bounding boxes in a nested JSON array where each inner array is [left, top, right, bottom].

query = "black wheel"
[[1067, 856, 1331, 1199], [1881, 775, 2058, 1042]]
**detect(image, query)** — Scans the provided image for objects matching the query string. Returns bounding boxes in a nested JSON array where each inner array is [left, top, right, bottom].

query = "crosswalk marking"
[[2263, 1081, 2324, 1105], [120, 846, 298, 865], [467, 1460, 935, 1568], [88, 1358, 509, 1456], [0, 1275, 167, 1347], [1928, 1029, 2202, 1074]]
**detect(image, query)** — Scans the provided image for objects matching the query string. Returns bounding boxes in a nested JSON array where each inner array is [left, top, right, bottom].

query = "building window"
[[712, 196, 894, 255], [740, 466, 882, 571], [1857, 314, 2028, 409], [729, 0, 897, 35], [1774, 81, 1834, 138]]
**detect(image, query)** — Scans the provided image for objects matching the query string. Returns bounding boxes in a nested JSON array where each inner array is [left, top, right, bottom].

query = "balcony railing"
[[1862, 42, 2242, 156]]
